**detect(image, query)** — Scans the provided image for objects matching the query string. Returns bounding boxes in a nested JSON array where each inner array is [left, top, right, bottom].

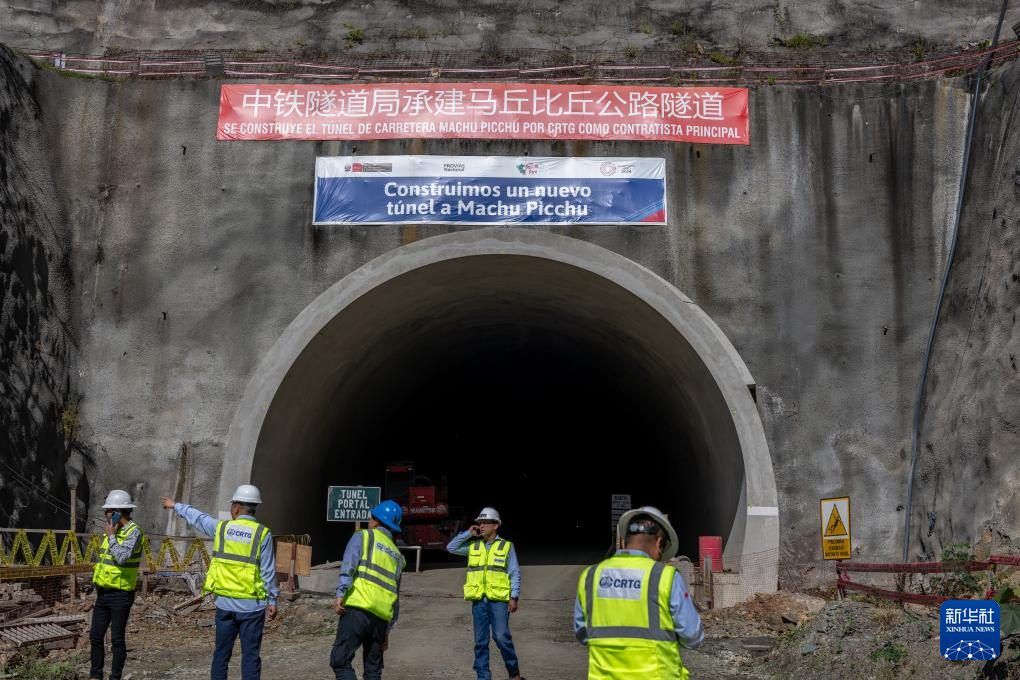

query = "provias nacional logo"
[[940, 600, 999, 660], [344, 162, 393, 172]]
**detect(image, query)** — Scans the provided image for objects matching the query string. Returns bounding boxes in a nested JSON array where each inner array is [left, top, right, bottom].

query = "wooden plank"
[[0, 601, 46, 623], [275, 542, 312, 577], [0, 623, 76, 640], [19, 615, 86, 627]]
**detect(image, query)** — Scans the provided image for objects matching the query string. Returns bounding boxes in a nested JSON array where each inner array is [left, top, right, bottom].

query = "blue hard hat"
[[371, 500, 402, 532]]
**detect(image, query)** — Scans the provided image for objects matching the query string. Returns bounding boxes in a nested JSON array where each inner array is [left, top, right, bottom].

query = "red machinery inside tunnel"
[[384, 461, 463, 550]]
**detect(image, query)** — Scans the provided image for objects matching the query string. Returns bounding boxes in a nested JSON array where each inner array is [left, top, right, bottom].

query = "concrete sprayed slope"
[[16, 40, 978, 579], [0, 46, 85, 526], [0, 0, 1014, 56], [915, 60, 1020, 559]]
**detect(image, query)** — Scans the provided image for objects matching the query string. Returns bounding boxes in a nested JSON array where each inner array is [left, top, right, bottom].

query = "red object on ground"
[[699, 536, 723, 572]]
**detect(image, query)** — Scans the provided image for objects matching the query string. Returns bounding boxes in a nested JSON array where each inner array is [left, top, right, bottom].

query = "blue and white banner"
[[313, 156, 666, 225]]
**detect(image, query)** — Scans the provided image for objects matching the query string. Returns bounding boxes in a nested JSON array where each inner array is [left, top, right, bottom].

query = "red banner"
[[217, 83, 748, 144]]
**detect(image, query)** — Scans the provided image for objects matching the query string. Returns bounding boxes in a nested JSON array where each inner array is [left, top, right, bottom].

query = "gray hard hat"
[[617, 506, 679, 561]]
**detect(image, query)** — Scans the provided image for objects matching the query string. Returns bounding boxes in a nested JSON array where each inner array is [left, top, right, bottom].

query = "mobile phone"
[[110, 511, 121, 525]]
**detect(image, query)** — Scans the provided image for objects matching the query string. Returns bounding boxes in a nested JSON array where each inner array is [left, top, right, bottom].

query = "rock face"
[[0, 46, 86, 528], [0, 0, 1013, 57], [3, 31, 1019, 579], [914, 61, 1020, 560]]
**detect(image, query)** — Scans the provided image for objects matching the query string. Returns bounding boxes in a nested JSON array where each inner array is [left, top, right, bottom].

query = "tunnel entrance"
[[222, 229, 778, 575]]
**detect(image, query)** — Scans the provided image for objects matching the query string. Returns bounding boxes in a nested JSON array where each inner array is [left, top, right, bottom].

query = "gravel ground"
[[12, 570, 1015, 679]]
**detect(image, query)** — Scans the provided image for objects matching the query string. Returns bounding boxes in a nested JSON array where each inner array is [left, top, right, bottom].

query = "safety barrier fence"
[[0, 528, 210, 580], [836, 555, 1020, 607], [21, 40, 1020, 85]]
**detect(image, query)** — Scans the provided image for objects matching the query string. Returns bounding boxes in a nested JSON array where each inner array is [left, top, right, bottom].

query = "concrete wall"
[[1, 0, 1016, 58], [1, 36, 994, 580]]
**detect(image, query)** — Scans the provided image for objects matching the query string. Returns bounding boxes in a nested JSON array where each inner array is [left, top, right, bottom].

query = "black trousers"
[[89, 587, 135, 680], [330, 606, 388, 680]]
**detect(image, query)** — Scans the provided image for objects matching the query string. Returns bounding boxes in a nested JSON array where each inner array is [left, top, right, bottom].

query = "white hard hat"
[[617, 505, 679, 562], [101, 489, 136, 509], [231, 484, 263, 504], [475, 507, 501, 524]]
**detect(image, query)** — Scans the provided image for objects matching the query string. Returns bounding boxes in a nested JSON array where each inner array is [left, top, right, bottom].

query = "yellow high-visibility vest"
[[92, 522, 143, 591], [203, 518, 268, 600], [344, 529, 403, 621], [464, 538, 513, 602], [577, 553, 688, 680]]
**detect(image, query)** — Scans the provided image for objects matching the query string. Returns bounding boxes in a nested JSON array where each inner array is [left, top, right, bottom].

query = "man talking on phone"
[[90, 490, 144, 680], [446, 507, 526, 680]]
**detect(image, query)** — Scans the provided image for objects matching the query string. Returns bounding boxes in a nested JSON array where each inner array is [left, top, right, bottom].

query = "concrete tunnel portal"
[[220, 229, 779, 573]]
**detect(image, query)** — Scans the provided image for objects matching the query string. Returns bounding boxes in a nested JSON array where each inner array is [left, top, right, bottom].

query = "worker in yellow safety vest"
[[447, 507, 526, 680], [90, 489, 144, 680], [575, 506, 704, 680], [330, 500, 405, 680], [161, 485, 278, 680]]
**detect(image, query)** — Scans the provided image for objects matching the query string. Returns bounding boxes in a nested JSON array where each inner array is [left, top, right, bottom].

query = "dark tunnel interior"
[[250, 254, 746, 566]]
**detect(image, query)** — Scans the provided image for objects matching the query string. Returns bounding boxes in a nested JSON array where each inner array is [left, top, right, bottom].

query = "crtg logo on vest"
[[226, 526, 254, 542], [596, 568, 644, 601], [376, 542, 401, 561]]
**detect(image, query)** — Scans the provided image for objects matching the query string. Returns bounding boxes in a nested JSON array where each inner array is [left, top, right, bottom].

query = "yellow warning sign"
[[824, 506, 848, 537], [820, 496, 851, 560]]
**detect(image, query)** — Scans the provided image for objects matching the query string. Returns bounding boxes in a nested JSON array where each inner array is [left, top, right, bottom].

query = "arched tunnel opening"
[[234, 234, 767, 569]]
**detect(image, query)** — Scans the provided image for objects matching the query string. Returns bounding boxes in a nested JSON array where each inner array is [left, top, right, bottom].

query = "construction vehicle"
[[384, 461, 463, 549]]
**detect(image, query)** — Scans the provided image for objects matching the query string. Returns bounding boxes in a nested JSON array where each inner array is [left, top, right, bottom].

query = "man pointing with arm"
[[161, 485, 278, 680]]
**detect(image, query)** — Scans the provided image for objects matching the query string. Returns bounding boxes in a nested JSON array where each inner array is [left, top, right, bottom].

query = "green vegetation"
[[926, 543, 983, 598], [772, 1, 786, 31], [782, 33, 828, 49], [869, 642, 907, 663], [870, 608, 901, 629], [709, 51, 738, 65], [623, 45, 639, 59], [2, 647, 80, 679], [61, 401, 80, 441], [767, 75, 777, 85], [993, 585, 1020, 636], [343, 23, 365, 47], [912, 40, 926, 60], [777, 626, 800, 642], [670, 20, 685, 36], [638, 22, 654, 35]]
